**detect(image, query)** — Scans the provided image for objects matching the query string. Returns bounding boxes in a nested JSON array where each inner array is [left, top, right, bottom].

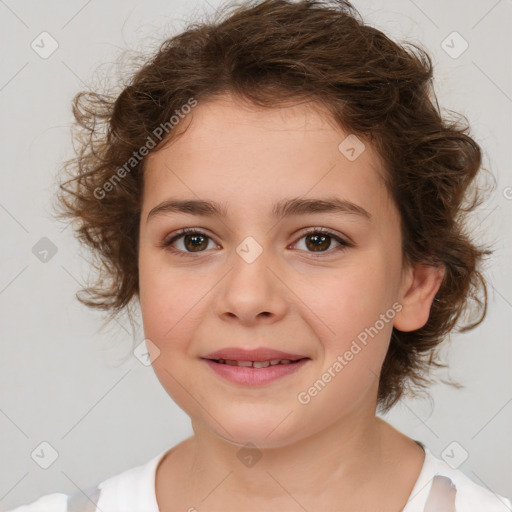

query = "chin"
[[203, 411, 305, 450]]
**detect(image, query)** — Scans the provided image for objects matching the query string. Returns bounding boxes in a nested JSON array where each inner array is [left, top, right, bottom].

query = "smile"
[[214, 358, 303, 367], [203, 357, 310, 385]]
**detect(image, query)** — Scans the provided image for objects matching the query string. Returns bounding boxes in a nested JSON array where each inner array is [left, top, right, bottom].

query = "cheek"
[[293, 270, 396, 416], [138, 266, 207, 408], [296, 257, 396, 334], [138, 253, 205, 345], [292, 252, 399, 391]]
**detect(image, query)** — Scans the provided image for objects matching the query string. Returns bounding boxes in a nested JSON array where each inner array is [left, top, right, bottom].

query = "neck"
[[183, 409, 388, 504], [157, 414, 425, 512]]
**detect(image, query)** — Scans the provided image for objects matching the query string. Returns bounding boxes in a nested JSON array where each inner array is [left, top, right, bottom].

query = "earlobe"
[[393, 263, 445, 332]]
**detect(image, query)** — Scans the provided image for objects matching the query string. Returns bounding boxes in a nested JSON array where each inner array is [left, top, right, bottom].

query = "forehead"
[[142, 94, 392, 220]]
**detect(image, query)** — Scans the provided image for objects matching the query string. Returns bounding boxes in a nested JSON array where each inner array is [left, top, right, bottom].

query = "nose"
[[214, 242, 289, 326]]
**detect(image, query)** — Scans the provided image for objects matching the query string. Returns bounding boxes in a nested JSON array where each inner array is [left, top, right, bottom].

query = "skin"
[[137, 92, 444, 511]]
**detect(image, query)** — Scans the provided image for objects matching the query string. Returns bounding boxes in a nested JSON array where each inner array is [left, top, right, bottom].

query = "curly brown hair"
[[55, 0, 490, 412]]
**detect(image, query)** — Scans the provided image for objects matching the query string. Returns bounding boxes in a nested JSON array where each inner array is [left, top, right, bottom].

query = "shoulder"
[[6, 448, 169, 512], [412, 447, 512, 512], [92, 449, 166, 510], [5, 485, 102, 512], [6, 492, 68, 512], [433, 455, 511, 511]]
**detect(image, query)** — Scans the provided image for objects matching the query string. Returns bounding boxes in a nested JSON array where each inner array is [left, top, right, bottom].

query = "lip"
[[203, 347, 307, 362], [203, 358, 310, 386]]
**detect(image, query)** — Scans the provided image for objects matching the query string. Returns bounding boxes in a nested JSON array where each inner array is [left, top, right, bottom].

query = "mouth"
[[201, 350, 311, 385], [201, 347, 311, 385], [207, 357, 308, 368], [202, 347, 309, 362]]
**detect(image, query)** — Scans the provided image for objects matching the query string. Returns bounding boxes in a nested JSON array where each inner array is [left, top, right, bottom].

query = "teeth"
[[226, 360, 252, 367], [215, 358, 300, 367], [253, 361, 270, 368]]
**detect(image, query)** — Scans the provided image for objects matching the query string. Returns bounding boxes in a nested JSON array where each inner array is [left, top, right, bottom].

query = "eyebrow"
[[146, 197, 372, 223]]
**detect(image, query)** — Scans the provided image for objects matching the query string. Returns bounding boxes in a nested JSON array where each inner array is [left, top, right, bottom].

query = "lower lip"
[[203, 358, 310, 385]]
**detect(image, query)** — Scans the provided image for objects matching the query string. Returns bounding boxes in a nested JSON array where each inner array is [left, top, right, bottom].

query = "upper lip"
[[202, 347, 309, 362]]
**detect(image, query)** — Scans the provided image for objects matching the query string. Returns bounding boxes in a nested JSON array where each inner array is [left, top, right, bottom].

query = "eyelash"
[[160, 227, 353, 258]]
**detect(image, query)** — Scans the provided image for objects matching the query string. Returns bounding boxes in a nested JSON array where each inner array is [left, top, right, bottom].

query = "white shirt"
[[8, 445, 512, 512]]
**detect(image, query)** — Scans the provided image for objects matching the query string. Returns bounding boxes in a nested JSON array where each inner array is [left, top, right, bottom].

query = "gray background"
[[1, 0, 511, 509]]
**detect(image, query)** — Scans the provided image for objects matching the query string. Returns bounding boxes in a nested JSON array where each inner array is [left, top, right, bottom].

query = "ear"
[[393, 262, 445, 332]]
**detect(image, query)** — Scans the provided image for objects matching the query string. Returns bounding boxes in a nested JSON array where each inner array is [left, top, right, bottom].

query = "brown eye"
[[304, 233, 333, 252], [163, 229, 217, 255], [182, 233, 209, 252], [293, 228, 351, 255]]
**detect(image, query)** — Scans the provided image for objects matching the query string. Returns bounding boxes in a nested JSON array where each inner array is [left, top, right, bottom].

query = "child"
[[9, 0, 511, 510]]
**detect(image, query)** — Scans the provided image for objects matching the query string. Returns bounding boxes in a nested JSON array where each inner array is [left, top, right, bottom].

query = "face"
[[138, 93, 412, 449]]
